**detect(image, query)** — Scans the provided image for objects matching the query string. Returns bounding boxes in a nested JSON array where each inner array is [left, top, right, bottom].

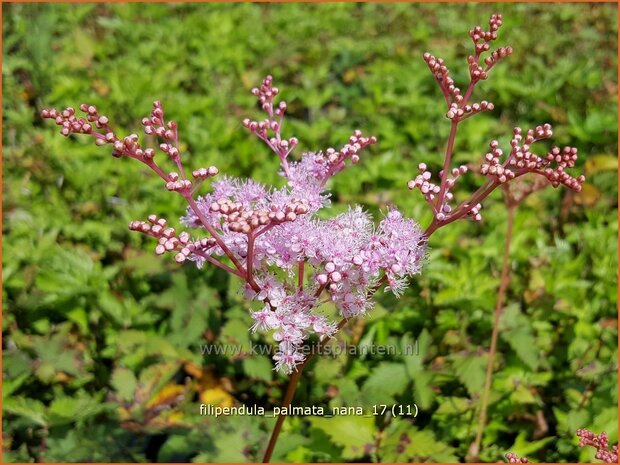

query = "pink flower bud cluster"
[[408, 163, 472, 221], [242, 75, 298, 173], [165, 171, 192, 193], [192, 166, 219, 179], [417, 14, 585, 237], [242, 75, 377, 186], [423, 14, 510, 114], [41, 106, 96, 136], [251, 75, 280, 114], [414, 121, 584, 227], [41, 104, 127, 153], [314, 130, 377, 184], [42, 100, 225, 202], [209, 196, 310, 234], [479, 46, 513, 75], [42, 104, 153, 161], [242, 115, 299, 157], [468, 15, 513, 81], [142, 100, 177, 143], [423, 52, 463, 104], [505, 452, 528, 463], [446, 100, 494, 121], [470, 13, 503, 50], [481, 125, 585, 191], [577, 429, 618, 463], [129, 214, 216, 264]]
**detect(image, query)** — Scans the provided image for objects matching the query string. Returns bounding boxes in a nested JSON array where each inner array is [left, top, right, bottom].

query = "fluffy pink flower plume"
[[577, 429, 618, 463], [42, 75, 426, 373], [42, 13, 585, 374]]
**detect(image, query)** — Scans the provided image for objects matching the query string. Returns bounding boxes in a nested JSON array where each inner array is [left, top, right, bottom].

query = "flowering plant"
[[42, 13, 586, 462]]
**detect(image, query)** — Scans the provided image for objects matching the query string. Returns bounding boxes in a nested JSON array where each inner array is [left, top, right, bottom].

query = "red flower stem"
[[191, 179, 207, 196], [435, 53, 480, 211], [425, 180, 498, 236], [245, 225, 279, 310], [461, 79, 477, 107], [437, 81, 452, 106], [200, 253, 245, 279], [298, 261, 305, 290], [436, 120, 459, 210], [247, 232, 257, 286], [314, 282, 327, 298], [144, 159, 171, 182]]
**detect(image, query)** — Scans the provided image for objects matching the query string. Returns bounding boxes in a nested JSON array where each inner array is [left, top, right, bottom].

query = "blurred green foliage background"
[[2, 2, 618, 463]]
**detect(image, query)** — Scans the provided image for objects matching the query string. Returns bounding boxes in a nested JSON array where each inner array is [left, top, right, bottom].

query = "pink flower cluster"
[[42, 72, 425, 373], [42, 13, 585, 373], [577, 429, 618, 463]]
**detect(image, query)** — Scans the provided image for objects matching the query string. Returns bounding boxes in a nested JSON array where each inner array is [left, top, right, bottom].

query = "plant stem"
[[262, 366, 302, 463], [436, 120, 459, 209], [262, 318, 349, 463], [184, 195, 247, 277], [298, 261, 305, 290], [469, 205, 515, 461], [247, 233, 256, 282]]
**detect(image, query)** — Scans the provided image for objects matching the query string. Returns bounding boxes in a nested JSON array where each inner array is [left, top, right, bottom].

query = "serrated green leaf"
[[242, 356, 273, 383], [310, 415, 375, 460], [111, 367, 138, 402], [361, 362, 409, 404], [451, 353, 487, 395], [4, 397, 47, 426]]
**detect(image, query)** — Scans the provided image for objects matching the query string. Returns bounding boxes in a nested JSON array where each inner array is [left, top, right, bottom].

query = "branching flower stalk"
[[413, 14, 583, 238], [42, 13, 585, 463]]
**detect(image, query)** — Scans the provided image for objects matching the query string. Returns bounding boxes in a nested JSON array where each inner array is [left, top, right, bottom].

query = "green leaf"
[[361, 362, 409, 404], [501, 304, 540, 370], [435, 396, 473, 415], [403, 329, 431, 377], [219, 318, 251, 353], [4, 396, 47, 426], [242, 356, 273, 383], [511, 430, 556, 456], [405, 428, 457, 461], [379, 419, 457, 462], [451, 353, 487, 395], [309, 416, 375, 460], [47, 393, 106, 426], [412, 371, 435, 409], [111, 367, 138, 402], [585, 154, 618, 175]]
